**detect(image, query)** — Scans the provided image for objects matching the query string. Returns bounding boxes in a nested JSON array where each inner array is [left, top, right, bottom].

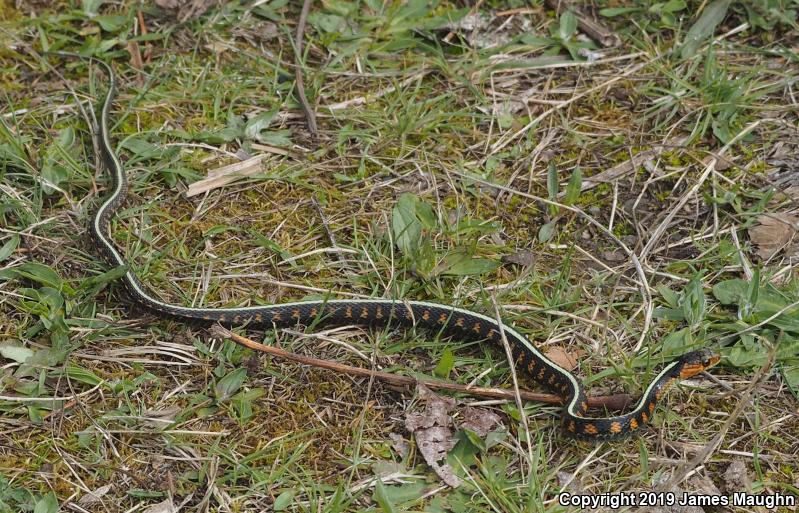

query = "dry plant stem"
[[544, 0, 621, 47], [311, 197, 346, 266], [491, 294, 533, 466], [294, 0, 317, 135], [210, 325, 632, 410]]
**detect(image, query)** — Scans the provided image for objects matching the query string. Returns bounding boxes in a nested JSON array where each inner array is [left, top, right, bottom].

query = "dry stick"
[[210, 325, 632, 410], [294, 0, 317, 136]]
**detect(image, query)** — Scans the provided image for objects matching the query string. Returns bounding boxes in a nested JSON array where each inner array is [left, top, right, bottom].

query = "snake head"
[[678, 348, 721, 379]]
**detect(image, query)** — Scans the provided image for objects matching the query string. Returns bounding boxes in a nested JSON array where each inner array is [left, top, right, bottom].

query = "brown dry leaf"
[[142, 498, 177, 513], [501, 250, 536, 267], [405, 385, 460, 487], [545, 346, 578, 371], [748, 213, 799, 260], [457, 407, 501, 437], [701, 153, 734, 171], [601, 249, 626, 263], [78, 485, 112, 506]]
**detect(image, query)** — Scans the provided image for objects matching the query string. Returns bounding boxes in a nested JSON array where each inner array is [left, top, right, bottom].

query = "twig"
[[294, 0, 317, 136], [210, 325, 632, 410]]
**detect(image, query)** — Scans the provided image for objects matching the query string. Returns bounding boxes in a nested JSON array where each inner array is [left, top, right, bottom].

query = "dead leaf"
[[601, 249, 626, 263], [701, 154, 734, 171], [545, 347, 578, 371], [457, 407, 501, 437], [414, 427, 460, 487], [388, 433, 410, 459], [405, 385, 455, 431], [748, 213, 799, 260], [142, 498, 177, 513], [502, 250, 536, 267], [372, 460, 407, 478], [442, 12, 515, 49], [78, 484, 112, 505], [141, 406, 180, 428], [723, 460, 751, 492], [405, 385, 460, 487]]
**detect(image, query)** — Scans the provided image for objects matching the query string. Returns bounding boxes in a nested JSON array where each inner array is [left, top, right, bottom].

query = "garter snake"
[[79, 56, 719, 441]]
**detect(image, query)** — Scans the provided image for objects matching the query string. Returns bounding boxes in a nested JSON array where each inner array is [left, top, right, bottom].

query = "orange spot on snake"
[[610, 422, 622, 434], [583, 424, 598, 435]]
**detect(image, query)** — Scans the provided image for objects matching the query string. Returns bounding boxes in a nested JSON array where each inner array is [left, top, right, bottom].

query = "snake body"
[[84, 57, 719, 441]]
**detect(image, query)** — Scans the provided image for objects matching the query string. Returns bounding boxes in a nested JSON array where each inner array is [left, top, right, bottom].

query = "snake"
[[77, 55, 719, 441]]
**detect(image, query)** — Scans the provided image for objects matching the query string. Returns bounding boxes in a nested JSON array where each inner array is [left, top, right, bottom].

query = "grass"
[[1, 0, 799, 511]]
